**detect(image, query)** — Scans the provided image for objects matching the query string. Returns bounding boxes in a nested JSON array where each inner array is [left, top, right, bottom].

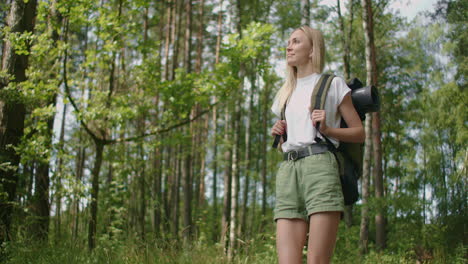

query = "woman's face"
[[286, 30, 313, 67]]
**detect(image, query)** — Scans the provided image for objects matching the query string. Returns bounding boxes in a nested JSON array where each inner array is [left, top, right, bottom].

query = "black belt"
[[283, 144, 332, 161]]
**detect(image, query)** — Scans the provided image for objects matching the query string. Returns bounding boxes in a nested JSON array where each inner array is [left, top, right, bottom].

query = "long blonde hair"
[[274, 26, 325, 110]]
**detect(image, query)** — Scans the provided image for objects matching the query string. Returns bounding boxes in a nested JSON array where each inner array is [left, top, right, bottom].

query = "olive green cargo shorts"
[[274, 151, 344, 222]]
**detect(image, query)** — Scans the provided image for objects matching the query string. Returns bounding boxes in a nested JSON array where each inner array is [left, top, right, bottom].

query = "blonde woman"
[[270, 26, 365, 264]]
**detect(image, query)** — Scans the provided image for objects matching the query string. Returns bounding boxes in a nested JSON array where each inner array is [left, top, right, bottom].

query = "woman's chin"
[[286, 60, 296, 67]]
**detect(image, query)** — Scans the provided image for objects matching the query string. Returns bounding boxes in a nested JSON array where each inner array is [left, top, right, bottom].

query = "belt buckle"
[[288, 150, 298, 161]]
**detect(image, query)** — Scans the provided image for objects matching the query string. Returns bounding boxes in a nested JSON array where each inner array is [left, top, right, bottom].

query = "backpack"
[[310, 74, 361, 206]]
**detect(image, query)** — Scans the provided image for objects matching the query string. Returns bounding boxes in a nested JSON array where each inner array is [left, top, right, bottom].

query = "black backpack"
[[310, 74, 361, 205]]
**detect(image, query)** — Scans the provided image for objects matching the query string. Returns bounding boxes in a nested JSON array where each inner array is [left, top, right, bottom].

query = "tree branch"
[[61, 17, 103, 144], [105, 103, 217, 145]]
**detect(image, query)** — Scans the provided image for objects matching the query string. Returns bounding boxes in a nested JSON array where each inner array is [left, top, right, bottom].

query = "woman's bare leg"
[[276, 218, 308, 264], [307, 212, 341, 264]]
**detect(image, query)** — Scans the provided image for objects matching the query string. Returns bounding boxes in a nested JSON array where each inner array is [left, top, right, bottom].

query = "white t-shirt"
[[271, 73, 351, 152]]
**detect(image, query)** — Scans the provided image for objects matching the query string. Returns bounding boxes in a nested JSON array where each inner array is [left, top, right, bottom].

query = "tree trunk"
[[163, 0, 173, 81], [373, 110, 385, 250], [211, 101, 219, 243], [198, 117, 209, 206], [360, 0, 376, 254], [88, 141, 104, 250], [33, 144, 51, 241], [73, 129, 86, 241], [136, 4, 151, 242], [195, 0, 205, 73], [184, 0, 192, 73], [210, 0, 223, 244], [138, 138, 146, 240], [301, 0, 310, 25], [151, 2, 164, 238], [183, 128, 193, 243], [171, 143, 181, 238], [72, 19, 90, 242], [260, 74, 271, 231], [163, 144, 172, 236], [215, 0, 223, 65], [359, 115, 371, 255], [33, 0, 63, 242], [221, 106, 232, 252], [152, 140, 162, 237], [337, 0, 355, 227], [228, 64, 244, 259], [170, 0, 182, 81], [337, 0, 354, 81], [54, 102, 67, 243], [361, 0, 385, 251], [0, 0, 38, 244], [240, 71, 255, 238]]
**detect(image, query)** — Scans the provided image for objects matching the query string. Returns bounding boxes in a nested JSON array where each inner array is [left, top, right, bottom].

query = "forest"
[[0, 0, 466, 263]]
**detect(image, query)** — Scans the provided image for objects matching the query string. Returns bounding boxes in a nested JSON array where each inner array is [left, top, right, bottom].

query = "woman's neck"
[[295, 63, 318, 78]]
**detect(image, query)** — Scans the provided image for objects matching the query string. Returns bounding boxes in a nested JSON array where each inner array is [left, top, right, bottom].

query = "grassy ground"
[[3, 235, 465, 264]]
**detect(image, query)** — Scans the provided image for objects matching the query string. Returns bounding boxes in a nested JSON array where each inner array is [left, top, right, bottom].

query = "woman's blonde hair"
[[274, 26, 325, 110]]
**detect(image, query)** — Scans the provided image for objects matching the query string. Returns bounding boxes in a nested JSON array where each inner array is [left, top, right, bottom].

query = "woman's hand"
[[271, 120, 287, 137], [310, 109, 329, 135]]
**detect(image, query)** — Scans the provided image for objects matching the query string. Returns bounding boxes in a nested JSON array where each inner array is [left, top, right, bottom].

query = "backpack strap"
[[311, 74, 335, 111], [280, 102, 287, 143], [271, 101, 288, 149], [310, 74, 345, 175], [310, 74, 335, 144]]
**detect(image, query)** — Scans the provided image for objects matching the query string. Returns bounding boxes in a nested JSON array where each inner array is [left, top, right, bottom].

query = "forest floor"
[[4, 234, 465, 264]]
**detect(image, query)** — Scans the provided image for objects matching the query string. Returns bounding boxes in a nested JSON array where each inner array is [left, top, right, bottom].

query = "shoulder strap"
[[271, 101, 288, 149], [281, 102, 286, 121], [310, 74, 336, 148], [280, 102, 287, 143], [310, 74, 335, 111]]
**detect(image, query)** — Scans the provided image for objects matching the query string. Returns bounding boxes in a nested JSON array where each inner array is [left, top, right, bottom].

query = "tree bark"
[[361, 0, 386, 251], [152, 140, 162, 237], [215, 0, 223, 65], [337, 0, 354, 81], [151, 1, 164, 238], [221, 106, 232, 252], [163, 0, 173, 81], [54, 102, 67, 243], [184, 0, 192, 73], [88, 141, 104, 250], [301, 0, 310, 25], [260, 74, 271, 231], [337, 0, 355, 227], [170, 0, 182, 81], [33, 0, 63, 242], [240, 71, 255, 238], [211, 106, 219, 242], [138, 136, 146, 240], [210, 0, 223, 244], [175, 144, 181, 237], [195, 0, 204, 73], [199, 116, 209, 206], [359, 115, 371, 255], [183, 129, 193, 243], [72, 19, 90, 242], [228, 64, 244, 259], [0, 0, 38, 244]]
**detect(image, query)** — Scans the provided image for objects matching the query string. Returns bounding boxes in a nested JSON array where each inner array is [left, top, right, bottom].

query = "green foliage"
[[4, 233, 465, 264], [3, 0, 466, 263]]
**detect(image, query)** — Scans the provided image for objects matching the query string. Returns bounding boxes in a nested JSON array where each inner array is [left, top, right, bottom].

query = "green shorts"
[[274, 151, 344, 222]]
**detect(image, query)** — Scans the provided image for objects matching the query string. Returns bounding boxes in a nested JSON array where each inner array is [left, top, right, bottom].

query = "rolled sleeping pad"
[[351, 85, 380, 120]]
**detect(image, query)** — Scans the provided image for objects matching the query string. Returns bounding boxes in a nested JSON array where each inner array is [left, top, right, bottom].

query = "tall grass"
[[3, 223, 465, 264]]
